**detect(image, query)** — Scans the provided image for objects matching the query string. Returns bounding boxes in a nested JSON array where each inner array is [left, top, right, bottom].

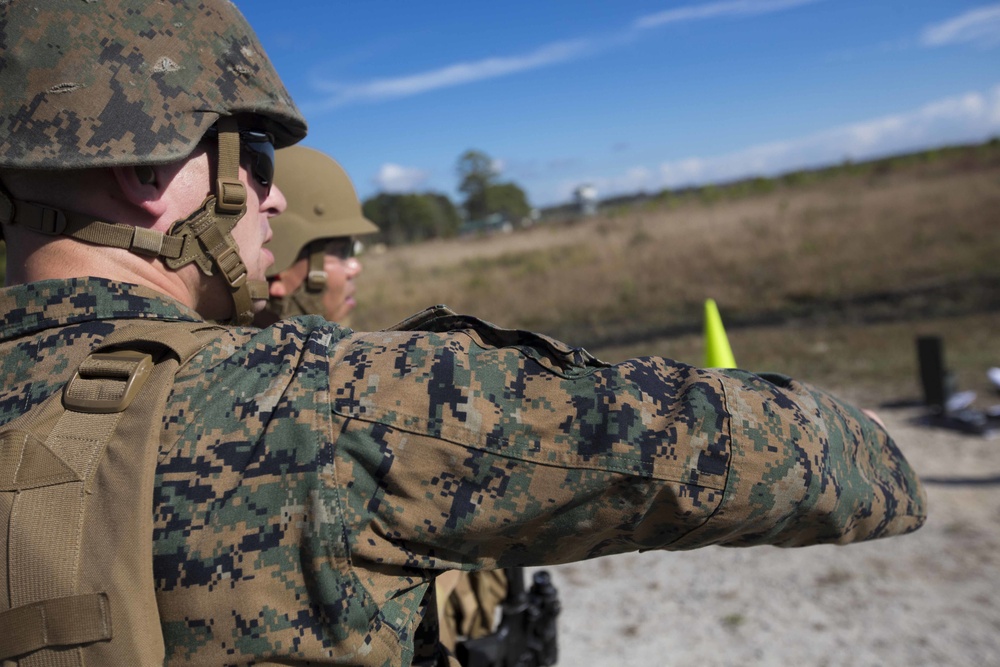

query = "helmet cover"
[[0, 0, 307, 170], [266, 145, 378, 276]]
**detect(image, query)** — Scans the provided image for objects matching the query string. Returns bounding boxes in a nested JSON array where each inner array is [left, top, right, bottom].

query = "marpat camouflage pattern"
[[0, 278, 926, 666], [0, 0, 306, 170]]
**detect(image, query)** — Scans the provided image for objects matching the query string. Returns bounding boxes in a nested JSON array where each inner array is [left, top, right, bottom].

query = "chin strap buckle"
[[216, 177, 246, 214], [306, 270, 328, 292]]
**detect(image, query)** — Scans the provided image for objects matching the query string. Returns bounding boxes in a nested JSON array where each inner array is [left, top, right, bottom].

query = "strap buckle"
[[306, 269, 328, 291], [63, 350, 153, 413], [215, 178, 246, 214], [215, 244, 248, 289], [21, 202, 68, 235]]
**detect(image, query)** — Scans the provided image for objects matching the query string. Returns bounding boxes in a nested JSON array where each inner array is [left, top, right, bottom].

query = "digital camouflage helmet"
[[0, 0, 307, 324], [261, 145, 378, 320]]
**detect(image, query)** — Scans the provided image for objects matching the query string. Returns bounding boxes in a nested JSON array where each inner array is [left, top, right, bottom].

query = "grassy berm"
[[353, 142, 1000, 407]]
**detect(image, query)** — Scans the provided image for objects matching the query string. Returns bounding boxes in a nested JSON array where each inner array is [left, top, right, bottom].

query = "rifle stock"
[[456, 568, 561, 667]]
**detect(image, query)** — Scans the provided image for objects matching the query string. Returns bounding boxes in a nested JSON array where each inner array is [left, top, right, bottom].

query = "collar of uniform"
[[0, 277, 204, 340]]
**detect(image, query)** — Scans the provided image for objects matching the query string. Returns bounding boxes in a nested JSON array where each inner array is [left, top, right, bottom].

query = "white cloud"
[[658, 157, 711, 186], [308, 39, 593, 111], [373, 163, 429, 192], [553, 166, 654, 202], [635, 0, 821, 29], [593, 166, 655, 194], [306, 0, 817, 112], [528, 86, 1000, 204], [613, 166, 655, 192], [651, 86, 1000, 189], [922, 4, 1000, 48]]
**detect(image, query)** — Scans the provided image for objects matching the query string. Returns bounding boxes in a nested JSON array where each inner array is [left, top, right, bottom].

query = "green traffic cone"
[[704, 299, 737, 369]]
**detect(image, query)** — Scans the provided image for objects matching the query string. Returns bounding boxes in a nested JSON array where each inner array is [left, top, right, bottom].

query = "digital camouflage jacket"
[[0, 278, 926, 666]]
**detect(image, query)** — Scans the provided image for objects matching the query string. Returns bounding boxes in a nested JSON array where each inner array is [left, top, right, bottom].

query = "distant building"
[[574, 184, 598, 216]]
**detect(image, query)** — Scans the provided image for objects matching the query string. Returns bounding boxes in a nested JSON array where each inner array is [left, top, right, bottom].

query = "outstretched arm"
[[329, 311, 926, 569]]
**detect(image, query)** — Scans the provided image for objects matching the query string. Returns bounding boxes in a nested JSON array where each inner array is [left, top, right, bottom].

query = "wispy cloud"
[[922, 4, 1000, 48], [635, 0, 822, 29], [606, 166, 656, 192], [305, 0, 816, 112], [307, 39, 593, 111], [373, 163, 429, 192], [653, 86, 1000, 188], [541, 85, 1000, 203]]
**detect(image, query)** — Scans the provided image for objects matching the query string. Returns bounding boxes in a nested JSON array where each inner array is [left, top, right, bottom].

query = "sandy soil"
[[536, 405, 1000, 667]]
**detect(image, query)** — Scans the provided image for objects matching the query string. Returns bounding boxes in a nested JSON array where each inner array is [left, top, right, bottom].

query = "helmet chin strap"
[[305, 240, 329, 292], [262, 241, 329, 321], [0, 116, 268, 325], [163, 116, 267, 325]]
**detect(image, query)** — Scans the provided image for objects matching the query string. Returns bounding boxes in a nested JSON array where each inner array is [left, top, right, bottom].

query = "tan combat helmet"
[[261, 146, 378, 320], [0, 0, 307, 325], [267, 146, 379, 277]]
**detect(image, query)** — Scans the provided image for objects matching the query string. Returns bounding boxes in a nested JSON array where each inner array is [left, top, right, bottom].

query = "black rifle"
[[455, 567, 561, 667]]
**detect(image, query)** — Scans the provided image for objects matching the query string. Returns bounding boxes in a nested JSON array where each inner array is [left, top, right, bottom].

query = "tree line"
[[362, 149, 530, 246]]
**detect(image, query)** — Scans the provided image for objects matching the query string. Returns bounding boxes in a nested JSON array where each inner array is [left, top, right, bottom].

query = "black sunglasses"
[[309, 237, 356, 261], [324, 237, 357, 260], [202, 126, 275, 195]]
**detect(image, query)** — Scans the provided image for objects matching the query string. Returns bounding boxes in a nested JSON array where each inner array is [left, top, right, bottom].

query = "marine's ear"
[[111, 165, 168, 218]]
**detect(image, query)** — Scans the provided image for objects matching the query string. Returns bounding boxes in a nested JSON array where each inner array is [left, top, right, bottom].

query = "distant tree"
[[362, 192, 459, 246], [426, 193, 461, 234], [456, 149, 532, 222], [484, 182, 530, 221], [456, 149, 498, 221]]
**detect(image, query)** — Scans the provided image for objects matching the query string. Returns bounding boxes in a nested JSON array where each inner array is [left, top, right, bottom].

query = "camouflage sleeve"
[[671, 369, 927, 549], [329, 309, 926, 573]]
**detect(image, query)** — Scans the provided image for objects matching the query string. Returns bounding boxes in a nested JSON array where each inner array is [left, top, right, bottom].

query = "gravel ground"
[[536, 405, 1000, 667]]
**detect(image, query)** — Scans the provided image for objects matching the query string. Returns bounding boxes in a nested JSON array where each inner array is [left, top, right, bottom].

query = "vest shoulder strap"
[[0, 320, 221, 666]]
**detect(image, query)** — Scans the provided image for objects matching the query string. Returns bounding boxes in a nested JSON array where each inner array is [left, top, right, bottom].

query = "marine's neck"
[[9, 232, 199, 312]]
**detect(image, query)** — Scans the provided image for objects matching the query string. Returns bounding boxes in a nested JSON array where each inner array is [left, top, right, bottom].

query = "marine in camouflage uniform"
[[0, 2, 927, 666], [253, 145, 378, 329]]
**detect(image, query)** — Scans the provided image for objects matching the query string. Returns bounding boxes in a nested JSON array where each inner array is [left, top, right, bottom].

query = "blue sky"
[[238, 1, 1000, 208]]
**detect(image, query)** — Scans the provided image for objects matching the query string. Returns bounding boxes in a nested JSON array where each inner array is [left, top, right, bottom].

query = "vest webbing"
[[0, 320, 221, 666]]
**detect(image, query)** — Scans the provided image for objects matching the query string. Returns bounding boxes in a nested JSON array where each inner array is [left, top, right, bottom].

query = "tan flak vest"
[[436, 570, 508, 654], [0, 321, 221, 666]]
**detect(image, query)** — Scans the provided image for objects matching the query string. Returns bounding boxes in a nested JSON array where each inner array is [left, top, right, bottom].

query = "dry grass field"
[[353, 143, 1000, 405]]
